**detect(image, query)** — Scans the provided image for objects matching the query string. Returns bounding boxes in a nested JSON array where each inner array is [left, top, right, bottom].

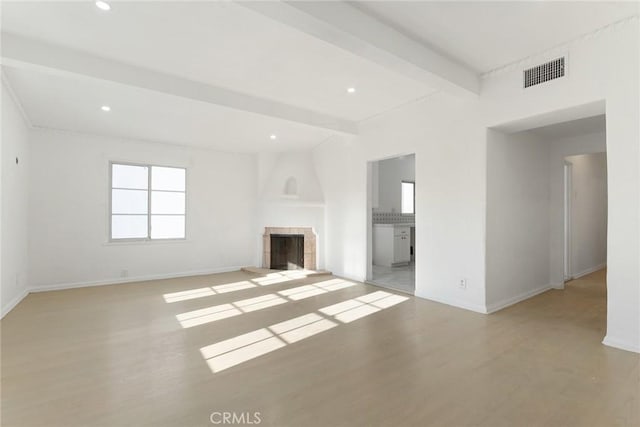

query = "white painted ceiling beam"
[[239, 1, 479, 97], [0, 34, 358, 135]]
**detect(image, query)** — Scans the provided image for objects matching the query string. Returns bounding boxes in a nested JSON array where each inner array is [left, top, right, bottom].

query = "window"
[[110, 163, 186, 240], [401, 181, 415, 214]]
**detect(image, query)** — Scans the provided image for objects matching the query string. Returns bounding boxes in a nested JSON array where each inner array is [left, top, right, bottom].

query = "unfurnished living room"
[[1, 1, 639, 426]]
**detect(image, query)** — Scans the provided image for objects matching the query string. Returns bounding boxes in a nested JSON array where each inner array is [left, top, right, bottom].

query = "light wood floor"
[[1, 269, 638, 426]]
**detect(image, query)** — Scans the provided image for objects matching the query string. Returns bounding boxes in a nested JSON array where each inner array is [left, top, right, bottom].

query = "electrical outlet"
[[121, 269, 129, 278], [458, 278, 467, 290]]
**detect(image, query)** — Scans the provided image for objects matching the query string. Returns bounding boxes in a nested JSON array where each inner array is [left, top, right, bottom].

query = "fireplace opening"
[[263, 227, 316, 270], [270, 234, 304, 270]]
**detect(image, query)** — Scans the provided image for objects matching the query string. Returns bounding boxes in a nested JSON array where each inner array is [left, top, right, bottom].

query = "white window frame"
[[109, 161, 187, 242], [401, 181, 415, 215]]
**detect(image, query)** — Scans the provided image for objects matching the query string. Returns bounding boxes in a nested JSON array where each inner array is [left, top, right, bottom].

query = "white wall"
[[313, 135, 370, 282], [313, 18, 639, 351], [567, 153, 608, 278], [548, 132, 606, 286], [1, 85, 2, 313], [314, 95, 488, 312], [28, 129, 258, 289], [1, 80, 30, 316], [256, 151, 326, 270], [485, 130, 551, 311], [375, 154, 415, 213], [482, 20, 639, 352], [259, 151, 324, 202]]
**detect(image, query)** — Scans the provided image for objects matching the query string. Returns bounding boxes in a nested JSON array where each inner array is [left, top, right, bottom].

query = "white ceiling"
[[1, 1, 435, 121], [354, 1, 639, 73], [1, 1, 636, 152], [4, 67, 331, 153]]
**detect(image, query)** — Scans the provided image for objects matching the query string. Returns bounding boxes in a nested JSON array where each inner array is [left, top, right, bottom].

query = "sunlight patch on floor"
[[177, 303, 243, 328], [199, 290, 409, 373], [233, 294, 288, 313], [320, 291, 409, 323], [200, 314, 338, 373], [163, 287, 215, 303], [163, 281, 256, 303], [277, 317, 337, 344], [164, 272, 320, 303], [176, 294, 287, 328], [200, 328, 287, 372], [212, 281, 256, 294], [251, 276, 295, 286], [278, 278, 356, 301], [175, 280, 354, 329]]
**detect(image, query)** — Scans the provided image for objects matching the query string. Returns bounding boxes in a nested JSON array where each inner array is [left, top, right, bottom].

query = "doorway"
[[486, 112, 608, 340], [366, 154, 416, 294], [563, 152, 608, 282]]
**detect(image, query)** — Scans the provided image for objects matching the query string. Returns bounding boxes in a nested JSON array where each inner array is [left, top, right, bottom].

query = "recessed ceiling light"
[[95, 1, 111, 11], [101, 105, 111, 112], [270, 134, 277, 140], [347, 87, 356, 94]]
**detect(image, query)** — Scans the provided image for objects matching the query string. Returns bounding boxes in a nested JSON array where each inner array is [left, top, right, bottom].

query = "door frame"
[[366, 161, 375, 282], [563, 160, 573, 281], [365, 153, 416, 286]]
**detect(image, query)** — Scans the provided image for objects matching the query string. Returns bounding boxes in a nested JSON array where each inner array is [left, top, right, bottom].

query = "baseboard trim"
[[1, 288, 29, 319], [335, 273, 366, 283], [572, 263, 607, 280], [550, 282, 565, 290], [416, 291, 488, 314], [486, 284, 553, 314], [603, 335, 640, 353], [29, 265, 245, 293]]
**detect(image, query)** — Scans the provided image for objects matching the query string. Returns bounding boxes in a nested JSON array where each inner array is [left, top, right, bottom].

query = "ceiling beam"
[[239, 1, 479, 97], [0, 34, 358, 135]]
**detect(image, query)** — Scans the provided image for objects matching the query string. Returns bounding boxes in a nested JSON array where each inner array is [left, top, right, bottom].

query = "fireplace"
[[263, 227, 317, 270], [270, 234, 304, 270]]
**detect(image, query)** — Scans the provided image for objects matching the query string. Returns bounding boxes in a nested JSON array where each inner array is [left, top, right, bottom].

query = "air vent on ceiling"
[[523, 57, 566, 88]]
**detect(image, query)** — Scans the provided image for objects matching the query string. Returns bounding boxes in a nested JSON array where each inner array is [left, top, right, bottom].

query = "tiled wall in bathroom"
[[372, 211, 415, 224]]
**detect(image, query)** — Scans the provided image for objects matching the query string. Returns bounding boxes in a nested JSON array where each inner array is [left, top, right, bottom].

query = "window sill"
[[103, 238, 189, 246]]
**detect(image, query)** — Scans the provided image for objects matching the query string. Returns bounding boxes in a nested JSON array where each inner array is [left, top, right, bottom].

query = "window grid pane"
[[401, 182, 415, 214], [112, 189, 148, 214], [112, 215, 148, 239], [111, 162, 186, 240], [151, 191, 185, 215], [151, 215, 186, 239], [112, 164, 148, 189], [151, 166, 186, 191]]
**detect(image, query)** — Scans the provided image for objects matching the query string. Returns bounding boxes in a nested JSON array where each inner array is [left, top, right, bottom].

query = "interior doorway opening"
[[366, 154, 416, 294], [486, 110, 607, 340], [563, 152, 608, 282]]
